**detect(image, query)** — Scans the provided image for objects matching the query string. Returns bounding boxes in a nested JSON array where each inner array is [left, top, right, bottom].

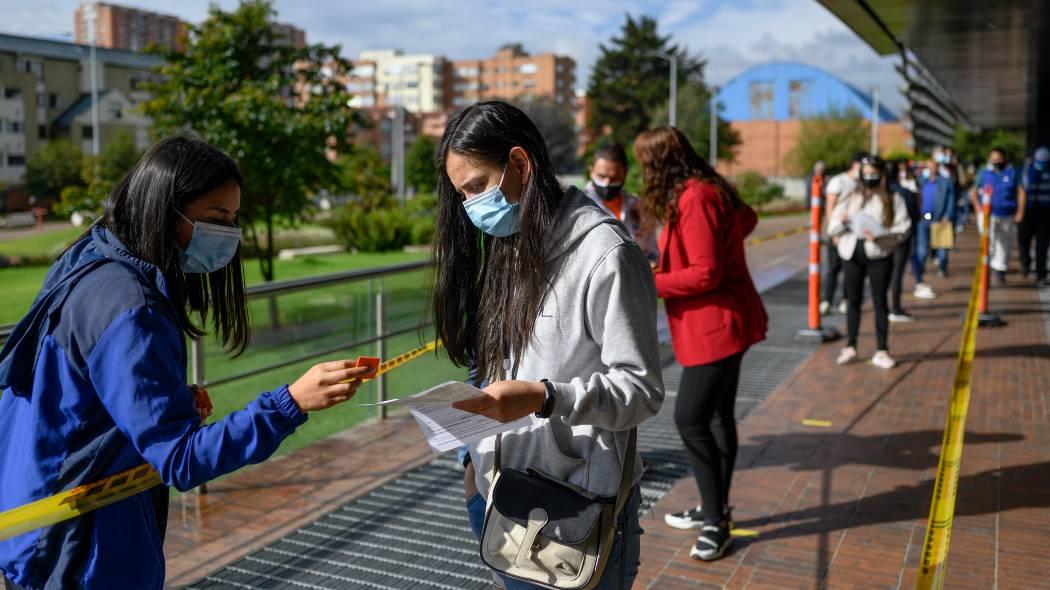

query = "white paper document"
[[848, 212, 888, 237], [364, 381, 533, 453], [409, 404, 533, 453], [363, 380, 487, 407]]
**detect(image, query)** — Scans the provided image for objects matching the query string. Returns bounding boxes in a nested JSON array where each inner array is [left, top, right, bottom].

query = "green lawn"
[[0, 226, 86, 260]]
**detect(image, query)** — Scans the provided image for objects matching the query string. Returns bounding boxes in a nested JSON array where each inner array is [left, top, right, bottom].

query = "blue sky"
[[0, 0, 904, 112]]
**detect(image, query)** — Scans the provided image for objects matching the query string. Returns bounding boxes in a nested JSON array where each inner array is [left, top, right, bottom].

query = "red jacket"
[[655, 179, 768, 366]]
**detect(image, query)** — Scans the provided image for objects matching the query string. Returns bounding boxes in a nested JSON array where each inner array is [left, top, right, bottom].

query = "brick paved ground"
[[636, 231, 1050, 589]]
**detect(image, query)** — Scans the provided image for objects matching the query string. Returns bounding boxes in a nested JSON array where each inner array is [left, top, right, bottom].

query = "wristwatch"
[[536, 379, 557, 419]]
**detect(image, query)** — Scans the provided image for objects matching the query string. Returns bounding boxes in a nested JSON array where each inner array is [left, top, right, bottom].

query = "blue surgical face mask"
[[178, 211, 242, 273], [1035, 161, 1047, 171], [921, 168, 932, 179], [462, 164, 520, 237]]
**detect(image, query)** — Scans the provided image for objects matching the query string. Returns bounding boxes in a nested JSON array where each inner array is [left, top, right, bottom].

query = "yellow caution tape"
[[730, 528, 759, 538], [915, 262, 982, 590], [801, 419, 832, 428], [0, 340, 440, 542], [744, 225, 808, 247]]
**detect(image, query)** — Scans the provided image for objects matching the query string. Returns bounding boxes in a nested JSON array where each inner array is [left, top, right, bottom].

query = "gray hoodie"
[[468, 187, 665, 500]]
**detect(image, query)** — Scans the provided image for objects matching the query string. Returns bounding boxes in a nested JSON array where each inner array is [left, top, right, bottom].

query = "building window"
[[38, 124, 47, 139], [523, 79, 536, 88], [48, 94, 60, 109], [9, 121, 22, 133], [3, 88, 20, 99], [788, 79, 812, 119], [455, 66, 479, 78], [519, 63, 537, 75], [749, 80, 774, 119], [453, 97, 469, 106], [8, 154, 25, 166], [37, 94, 47, 108], [355, 64, 375, 77], [82, 125, 93, 139], [17, 59, 43, 81]]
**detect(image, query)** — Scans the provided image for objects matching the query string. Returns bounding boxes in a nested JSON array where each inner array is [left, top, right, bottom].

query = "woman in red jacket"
[[634, 127, 768, 561]]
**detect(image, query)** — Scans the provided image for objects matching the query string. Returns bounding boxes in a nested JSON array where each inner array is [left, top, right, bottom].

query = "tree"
[[25, 140, 85, 201], [57, 131, 142, 218], [649, 82, 741, 162], [952, 126, 1026, 165], [785, 109, 870, 175], [734, 171, 784, 211], [142, 0, 361, 282], [337, 145, 393, 210], [513, 95, 578, 173], [405, 135, 437, 194], [587, 14, 706, 146]]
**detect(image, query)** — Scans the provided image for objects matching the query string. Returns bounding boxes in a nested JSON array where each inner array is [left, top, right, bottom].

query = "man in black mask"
[[583, 141, 657, 259]]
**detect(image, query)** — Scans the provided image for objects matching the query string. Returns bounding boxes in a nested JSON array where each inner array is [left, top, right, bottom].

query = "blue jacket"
[[919, 175, 956, 222], [0, 226, 307, 590], [978, 166, 1020, 217]]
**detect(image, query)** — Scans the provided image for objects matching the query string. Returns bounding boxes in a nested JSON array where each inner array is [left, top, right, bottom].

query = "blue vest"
[[978, 167, 1019, 217], [1024, 165, 1050, 208]]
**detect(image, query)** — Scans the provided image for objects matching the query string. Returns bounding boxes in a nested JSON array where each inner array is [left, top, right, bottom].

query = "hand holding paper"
[[847, 212, 887, 239]]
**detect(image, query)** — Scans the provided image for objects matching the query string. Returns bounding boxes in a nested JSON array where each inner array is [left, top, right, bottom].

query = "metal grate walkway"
[[186, 272, 816, 590]]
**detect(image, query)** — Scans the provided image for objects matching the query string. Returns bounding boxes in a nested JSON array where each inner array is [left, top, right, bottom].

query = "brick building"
[[450, 44, 575, 108]]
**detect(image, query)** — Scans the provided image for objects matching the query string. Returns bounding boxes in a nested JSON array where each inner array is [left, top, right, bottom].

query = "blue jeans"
[[466, 485, 643, 590], [911, 219, 949, 282]]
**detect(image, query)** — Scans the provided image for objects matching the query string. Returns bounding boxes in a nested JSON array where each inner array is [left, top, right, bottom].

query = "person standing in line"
[[0, 137, 374, 590], [972, 148, 1026, 284], [828, 155, 911, 369], [436, 102, 664, 590], [911, 158, 956, 299], [1021, 147, 1050, 286], [633, 127, 767, 562], [888, 160, 921, 322], [821, 153, 866, 315], [582, 141, 659, 259]]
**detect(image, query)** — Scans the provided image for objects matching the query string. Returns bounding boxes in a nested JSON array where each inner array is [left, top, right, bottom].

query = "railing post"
[[190, 337, 208, 495], [375, 288, 387, 420]]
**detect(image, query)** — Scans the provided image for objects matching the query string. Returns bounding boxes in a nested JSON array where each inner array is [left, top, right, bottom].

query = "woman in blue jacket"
[[0, 136, 373, 590]]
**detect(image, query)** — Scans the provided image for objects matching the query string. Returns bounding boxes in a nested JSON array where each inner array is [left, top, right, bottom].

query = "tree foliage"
[[513, 95, 579, 173], [405, 135, 437, 194], [586, 14, 706, 146], [649, 82, 741, 162], [25, 140, 85, 201], [141, 0, 361, 281], [337, 145, 393, 211], [785, 109, 870, 175], [57, 132, 141, 218], [951, 126, 1026, 165], [734, 170, 784, 211]]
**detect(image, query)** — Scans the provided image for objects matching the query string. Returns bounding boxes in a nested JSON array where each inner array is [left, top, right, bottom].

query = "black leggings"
[[844, 245, 893, 350], [889, 233, 913, 314], [675, 351, 744, 525], [822, 240, 845, 304]]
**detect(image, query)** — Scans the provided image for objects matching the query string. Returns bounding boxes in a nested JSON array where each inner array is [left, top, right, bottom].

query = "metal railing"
[[1, 260, 434, 415]]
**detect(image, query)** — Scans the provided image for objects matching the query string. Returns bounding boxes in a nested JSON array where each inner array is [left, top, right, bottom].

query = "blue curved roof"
[[716, 61, 897, 123]]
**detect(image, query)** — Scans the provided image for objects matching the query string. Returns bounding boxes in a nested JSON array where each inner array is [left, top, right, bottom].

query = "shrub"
[[328, 206, 412, 253], [735, 171, 784, 211]]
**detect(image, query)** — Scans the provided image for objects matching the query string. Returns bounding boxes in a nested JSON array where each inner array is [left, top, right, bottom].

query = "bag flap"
[[491, 468, 606, 545]]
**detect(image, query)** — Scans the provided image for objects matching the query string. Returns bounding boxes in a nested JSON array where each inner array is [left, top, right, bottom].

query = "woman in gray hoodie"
[[432, 101, 665, 589]]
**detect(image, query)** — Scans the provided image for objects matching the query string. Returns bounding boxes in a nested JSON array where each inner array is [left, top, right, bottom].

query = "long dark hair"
[[101, 136, 250, 355], [432, 101, 564, 381], [633, 127, 742, 232]]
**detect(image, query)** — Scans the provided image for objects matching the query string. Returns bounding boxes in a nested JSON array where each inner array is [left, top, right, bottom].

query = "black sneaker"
[[664, 506, 704, 530], [690, 523, 732, 561], [996, 270, 1007, 284]]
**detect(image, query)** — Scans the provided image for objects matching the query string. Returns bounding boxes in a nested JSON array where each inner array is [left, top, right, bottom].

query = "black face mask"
[[991, 161, 1006, 171], [593, 183, 624, 201], [862, 175, 882, 188]]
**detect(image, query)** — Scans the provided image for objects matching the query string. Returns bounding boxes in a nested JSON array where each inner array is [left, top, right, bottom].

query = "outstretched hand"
[[452, 380, 547, 423], [288, 361, 374, 412]]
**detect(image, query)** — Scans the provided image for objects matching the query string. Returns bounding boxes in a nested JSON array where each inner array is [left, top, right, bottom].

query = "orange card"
[[354, 356, 380, 381]]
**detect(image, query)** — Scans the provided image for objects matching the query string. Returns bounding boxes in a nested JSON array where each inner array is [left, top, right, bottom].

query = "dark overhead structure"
[[817, 0, 1050, 153]]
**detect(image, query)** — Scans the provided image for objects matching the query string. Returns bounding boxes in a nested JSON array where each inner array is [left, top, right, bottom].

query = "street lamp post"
[[83, 1, 101, 159], [650, 52, 677, 128], [709, 86, 718, 164]]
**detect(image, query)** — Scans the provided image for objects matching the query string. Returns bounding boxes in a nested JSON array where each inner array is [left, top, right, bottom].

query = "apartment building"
[[450, 44, 575, 108], [74, 1, 305, 52], [0, 33, 161, 185], [358, 50, 450, 114], [74, 1, 185, 52]]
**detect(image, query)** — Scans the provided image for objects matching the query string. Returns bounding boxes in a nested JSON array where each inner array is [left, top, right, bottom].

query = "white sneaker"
[[888, 312, 915, 323], [819, 301, 830, 315], [871, 351, 897, 369], [913, 284, 937, 299], [838, 301, 848, 315], [836, 346, 857, 365]]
